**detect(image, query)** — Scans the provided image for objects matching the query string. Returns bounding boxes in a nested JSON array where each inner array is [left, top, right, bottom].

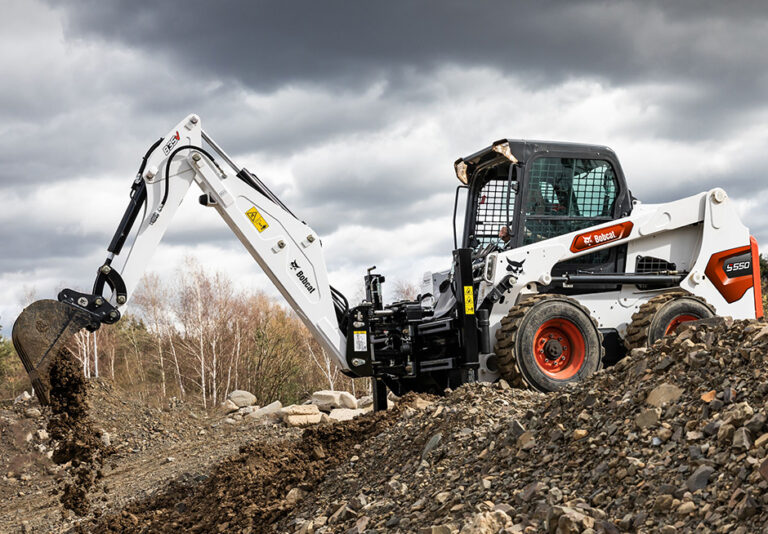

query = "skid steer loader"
[[12, 115, 763, 410]]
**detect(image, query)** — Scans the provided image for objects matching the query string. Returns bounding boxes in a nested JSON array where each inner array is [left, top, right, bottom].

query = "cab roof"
[[454, 139, 617, 185]]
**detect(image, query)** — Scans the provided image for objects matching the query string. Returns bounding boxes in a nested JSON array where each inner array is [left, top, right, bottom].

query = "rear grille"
[[636, 256, 676, 274]]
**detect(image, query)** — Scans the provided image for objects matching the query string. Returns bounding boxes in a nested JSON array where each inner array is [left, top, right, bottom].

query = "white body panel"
[[479, 188, 755, 358]]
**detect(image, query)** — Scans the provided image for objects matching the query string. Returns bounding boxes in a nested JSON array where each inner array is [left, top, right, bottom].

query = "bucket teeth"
[[11, 299, 92, 405]]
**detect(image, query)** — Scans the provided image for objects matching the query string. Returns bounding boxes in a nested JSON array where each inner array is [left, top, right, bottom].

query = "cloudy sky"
[[2, 0, 768, 331]]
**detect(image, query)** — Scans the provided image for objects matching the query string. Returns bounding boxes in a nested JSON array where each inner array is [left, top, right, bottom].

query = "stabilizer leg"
[[372, 377, 388, 412]]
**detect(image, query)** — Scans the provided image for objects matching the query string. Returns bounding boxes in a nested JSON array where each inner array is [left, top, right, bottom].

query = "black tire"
[[494, 294, 603, 392], [624, 292, 715, 350]]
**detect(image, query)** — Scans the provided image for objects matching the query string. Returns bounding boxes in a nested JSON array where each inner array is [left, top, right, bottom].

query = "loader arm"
[[13, 114, 348, 403]]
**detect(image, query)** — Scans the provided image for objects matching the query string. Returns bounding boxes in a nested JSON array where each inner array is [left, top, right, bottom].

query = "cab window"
[[523, 157, 618, 245]]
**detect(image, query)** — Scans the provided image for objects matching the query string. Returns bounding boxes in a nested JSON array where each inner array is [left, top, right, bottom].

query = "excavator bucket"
[[12, 300, 93, 405]]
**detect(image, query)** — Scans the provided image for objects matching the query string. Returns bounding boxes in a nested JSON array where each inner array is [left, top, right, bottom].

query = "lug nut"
[[117, 295, 127, 305], [77, 297, 89, 307], [306, 235, 315, 243], [94, 298, 104, 306], [277, 240, 286, 249], [192, 153, 201, 162], [100, 265, 111, 274]]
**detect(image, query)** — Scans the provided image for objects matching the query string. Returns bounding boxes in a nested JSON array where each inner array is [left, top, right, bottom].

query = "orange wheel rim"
[[532, 318, 586, 379], [665, 314, 698, 335]]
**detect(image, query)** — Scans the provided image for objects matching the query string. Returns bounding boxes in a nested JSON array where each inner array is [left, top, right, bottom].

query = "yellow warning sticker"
[[245, 207, 269, 232], [463, 285, 474, 315], [353, 330, 368, 352]]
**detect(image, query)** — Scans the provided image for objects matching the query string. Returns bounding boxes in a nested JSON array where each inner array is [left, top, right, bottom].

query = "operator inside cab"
[[498, 225, 512, 248]]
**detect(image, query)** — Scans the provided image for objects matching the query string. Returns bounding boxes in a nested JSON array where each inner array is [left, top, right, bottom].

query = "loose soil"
[[4, 317, 768, 533], [85, 408, 399, 533], [47, 350, 111, 516]]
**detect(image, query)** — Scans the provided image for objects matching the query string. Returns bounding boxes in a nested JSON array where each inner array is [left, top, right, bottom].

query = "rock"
[[14, 391, 32, 404], [745, 413, 766, 434], [36, 429, 48, 440], [223, 417, 237, 425], [572, 429, 588, 441], [646, 383, 684, 408], [760, 458, 768, 481], [677, 501, 696, 515], [422, 432, 443, 459], [754, 432, 768, 449], [246, 400, 282, 421], [23, 408, 41, 418], [460, 510, 511, 532], [238, 405, 257, 415], [285, 487, 307, 506], [357, 395, 374, 409], [282, 404, 320, 416], [635, 407, 661, 429], [509, 420, 526, 439], [328, 408, 365, 422], [517, 431, 536, 450], [717, 423, 735, 443], [222, 399, 239, 414], [227, 389, 256, 408], [338, 391, 358, 409], [547, 506, 594, 534], [722, 402, 753, 426], [733, 427, 752, 450], [101, 431, 111, 447], [412, 397, 434, 410], [733, 493, 758, 519], [285, 413, 322, 427], [346, 516, 370, 534], [653, 495, 674, 511], [700, 390, 716, 403], [686, 465, 715, 491], [312, 390, 343, 412]]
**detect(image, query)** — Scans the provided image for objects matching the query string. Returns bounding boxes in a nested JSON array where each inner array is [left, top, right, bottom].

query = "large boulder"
[[329, 408, 366, 422], [282, 404, 322, 426], [282, 404, 320, 416], [228, 390, 257, 408], [246, 400, 282, 421], [221, 399, 239, 414], [311, 390, 342, 412], [338, 391, 358, 409]]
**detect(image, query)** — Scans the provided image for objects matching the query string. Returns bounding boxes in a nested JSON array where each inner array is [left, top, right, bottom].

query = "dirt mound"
[[278, 317, 768, 533], [6, 316, 768, 533], [47, 350, 112, 516], [82, 407, 401, 533]]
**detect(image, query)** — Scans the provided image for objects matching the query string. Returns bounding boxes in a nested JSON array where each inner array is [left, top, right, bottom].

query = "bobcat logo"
[[290, 260, 299, 270], [506, 258, 525, 275]]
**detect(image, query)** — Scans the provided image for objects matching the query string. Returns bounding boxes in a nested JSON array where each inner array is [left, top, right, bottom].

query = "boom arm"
[[99, 114, 348, 370]]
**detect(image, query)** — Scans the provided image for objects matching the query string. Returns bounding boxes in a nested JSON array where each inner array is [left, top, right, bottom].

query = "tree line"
[[0, 258, 368, 407]]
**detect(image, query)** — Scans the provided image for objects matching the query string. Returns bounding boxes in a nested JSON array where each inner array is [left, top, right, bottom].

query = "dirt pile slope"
[[82, 407, 400, 533], [279, 317, 768, 533], [6, 315, 768, 533]]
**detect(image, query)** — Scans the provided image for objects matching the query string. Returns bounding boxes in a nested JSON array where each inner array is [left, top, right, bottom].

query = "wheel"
[[624, 292, 715, 350], [494, 294, 604, 392]]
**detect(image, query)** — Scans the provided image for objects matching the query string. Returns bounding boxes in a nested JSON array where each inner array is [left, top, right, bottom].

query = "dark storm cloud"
[[53, 0, 768, 142]]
